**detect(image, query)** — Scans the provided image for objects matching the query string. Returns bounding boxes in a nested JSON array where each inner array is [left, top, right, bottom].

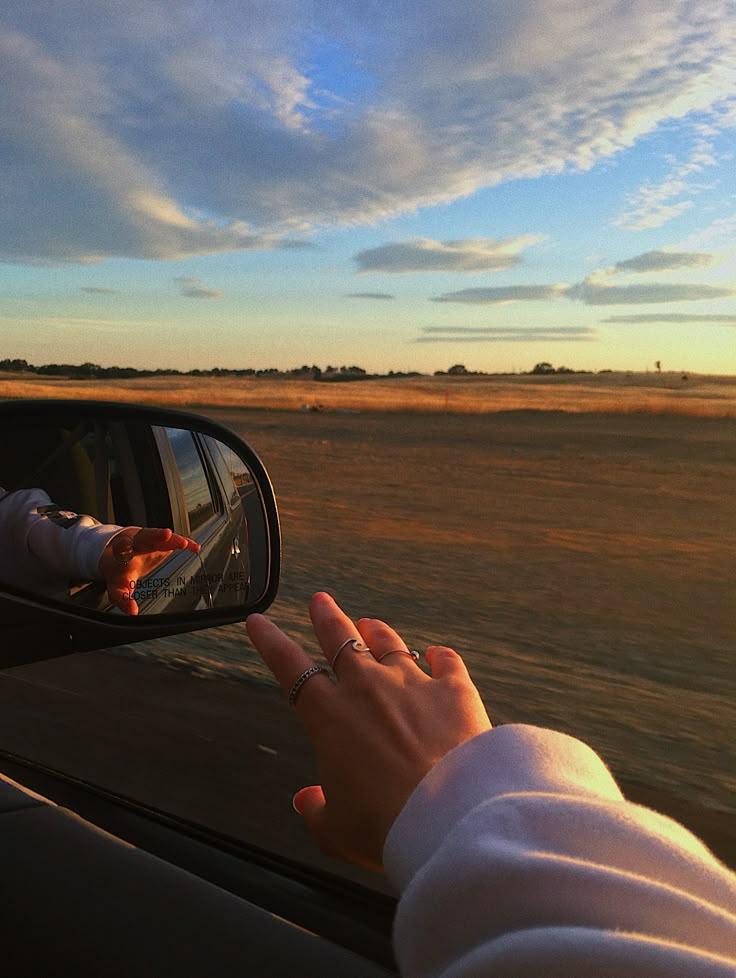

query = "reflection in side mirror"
[[0, 402, 279, 620]]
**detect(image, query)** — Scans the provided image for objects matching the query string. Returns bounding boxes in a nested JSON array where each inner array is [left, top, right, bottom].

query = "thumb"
[[293, 784, 326, 821], [107, 584, 139, 616], [293, 785, 337, 856]]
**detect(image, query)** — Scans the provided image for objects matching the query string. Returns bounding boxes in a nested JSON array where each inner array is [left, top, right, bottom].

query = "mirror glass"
[[0, 412, 276, 616]]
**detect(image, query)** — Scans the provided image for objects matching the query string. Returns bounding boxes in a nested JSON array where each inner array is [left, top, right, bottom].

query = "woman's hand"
[[99, 527, 200, 615], [246, 592, 491, 871]]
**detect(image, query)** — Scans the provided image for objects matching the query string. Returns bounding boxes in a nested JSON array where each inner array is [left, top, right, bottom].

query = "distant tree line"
[[0, 359, 376, 382], [0, 358, 614, 381], [433, 362, 595, 377]]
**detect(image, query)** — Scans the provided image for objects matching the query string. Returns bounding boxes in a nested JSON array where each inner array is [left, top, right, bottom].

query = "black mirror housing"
[[0, 400, 281, 666]]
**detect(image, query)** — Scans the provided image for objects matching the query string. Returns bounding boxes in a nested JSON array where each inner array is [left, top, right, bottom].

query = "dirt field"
[[226, 408, 736, 802], [0, 399, 734, 883]]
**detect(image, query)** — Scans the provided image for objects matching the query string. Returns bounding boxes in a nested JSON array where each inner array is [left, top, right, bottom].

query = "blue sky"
[[1, 1, 735, 374]]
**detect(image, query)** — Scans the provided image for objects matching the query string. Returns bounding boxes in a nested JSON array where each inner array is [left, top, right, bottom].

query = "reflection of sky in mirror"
[[203, 435, 254, 510], [219, 443, 252, 489], [165, 427, 212, 516]]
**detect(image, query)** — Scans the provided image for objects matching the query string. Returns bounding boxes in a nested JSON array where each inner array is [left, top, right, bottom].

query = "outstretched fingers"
[[246, 613, 333, 710], [132, 527, 200, 554], [248, 597, 493, 871]]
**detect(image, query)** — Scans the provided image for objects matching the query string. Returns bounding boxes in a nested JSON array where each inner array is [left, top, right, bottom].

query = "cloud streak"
[[611, 250, 713, 274], [0, 315, 141, 332], [354, 236, 543, 273], [416, 326, 595, 343], [345, 292, 395, 300], [175, 276, 224, 299], [568, 279, 734, 305], [431, 285, 568, 304], [603, 313, 736, 324], [81, 286, 120, 294], [433, 263, 734, 306]]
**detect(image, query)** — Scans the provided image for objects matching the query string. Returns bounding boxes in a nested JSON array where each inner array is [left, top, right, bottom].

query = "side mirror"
[[0, 400, 280, 665]]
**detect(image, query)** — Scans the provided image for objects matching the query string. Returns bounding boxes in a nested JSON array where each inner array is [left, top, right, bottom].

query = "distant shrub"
[[530, 362, 556, 375]]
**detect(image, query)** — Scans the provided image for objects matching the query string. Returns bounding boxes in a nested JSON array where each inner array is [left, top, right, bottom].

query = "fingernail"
[[292, 792, 304, 815]]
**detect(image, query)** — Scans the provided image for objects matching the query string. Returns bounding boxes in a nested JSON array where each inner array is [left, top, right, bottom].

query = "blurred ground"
[[1, 407, 734, 882]]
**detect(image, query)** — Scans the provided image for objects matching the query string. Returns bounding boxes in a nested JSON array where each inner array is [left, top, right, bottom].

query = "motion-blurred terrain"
[[1, 402, 733, 882]]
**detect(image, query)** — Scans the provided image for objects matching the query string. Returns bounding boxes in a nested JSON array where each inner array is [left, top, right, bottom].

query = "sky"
[[1, 0, 735, 375]]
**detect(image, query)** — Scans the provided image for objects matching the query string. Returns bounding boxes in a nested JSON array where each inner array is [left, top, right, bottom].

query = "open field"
[[2, 370, 736, 417], [1, 403, 734, 884], [196, 408, 736, 810]]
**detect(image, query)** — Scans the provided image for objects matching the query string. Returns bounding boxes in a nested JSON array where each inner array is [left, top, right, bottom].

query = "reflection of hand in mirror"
[[0, 486, 199, 615], [99, 527, 201, 616]]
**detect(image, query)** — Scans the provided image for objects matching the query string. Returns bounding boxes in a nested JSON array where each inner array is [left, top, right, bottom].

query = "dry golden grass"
[[2, 370, 736, 417]]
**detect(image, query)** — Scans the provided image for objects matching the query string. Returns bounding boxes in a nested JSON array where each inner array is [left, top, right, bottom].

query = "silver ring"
[[288, 664, 329, 706], [376, 648, 421, 663], [331, 636, 370, 671], [112, 535, 136, 566]]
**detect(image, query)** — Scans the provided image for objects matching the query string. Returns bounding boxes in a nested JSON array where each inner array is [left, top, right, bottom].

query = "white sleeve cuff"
[[384, 724, 624, 891]]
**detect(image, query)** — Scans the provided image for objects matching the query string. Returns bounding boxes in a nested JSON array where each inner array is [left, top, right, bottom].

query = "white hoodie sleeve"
[[0, 487, 123, 591], [383, 724, 736, 978]]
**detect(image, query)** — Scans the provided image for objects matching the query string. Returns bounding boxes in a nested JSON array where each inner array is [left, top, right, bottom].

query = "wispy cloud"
[[354, 236, 544, 274], [614, 138, 719, 231], [416, 326, 595, 343], [345, 292, 395, 300], [431, 285, 568, 304], [679, 213, 736, 251], [1, 3, 734, 262], [611, 250, 713, 274], [81, 286, 120, 294], [603, 313, 736, 324], [175, 276, 224, 299], [616, 199, 694, 232], [0, 315, 141, 332]]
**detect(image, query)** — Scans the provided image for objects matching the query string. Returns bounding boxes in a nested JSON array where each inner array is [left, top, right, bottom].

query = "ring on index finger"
[[331, 636, 370, 672], [288, 664, 330, 706]]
